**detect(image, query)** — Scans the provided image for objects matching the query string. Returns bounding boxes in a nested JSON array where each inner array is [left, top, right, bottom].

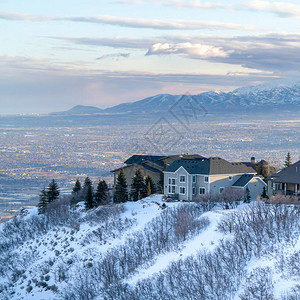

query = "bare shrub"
[[266, 194, 299, 205], [239, 267, 274, 300], [218, 187, 245, 209]]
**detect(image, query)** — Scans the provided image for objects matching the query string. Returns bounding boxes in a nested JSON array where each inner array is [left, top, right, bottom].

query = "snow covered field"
[[0, 195, 299, 299]]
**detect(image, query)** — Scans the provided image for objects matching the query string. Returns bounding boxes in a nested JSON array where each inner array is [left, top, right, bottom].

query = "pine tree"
[[114, 169, 128, 203], [72, 179, 82, 193], [145, 175, 156, 196], [261, 186, 268, 199], [47, 179, 60, 203], [83, 177, 94, 210], [94, 180, 109, 206], [284, 152, 292, 168], [244, 186, 251, 203], [130, 169, 146, 201], [85, 184, 94, 210], [38, 187, 48, 214], [147, 181, 151, 196]]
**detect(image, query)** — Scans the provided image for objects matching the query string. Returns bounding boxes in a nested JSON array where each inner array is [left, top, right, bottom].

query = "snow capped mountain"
[[51, 79, 300, 116], [104, 79, 300, 114]]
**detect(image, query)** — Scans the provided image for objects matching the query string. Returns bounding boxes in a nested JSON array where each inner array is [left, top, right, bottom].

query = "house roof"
[[232, 174, 254, 187], [269, 160, 300, 184], [111, 155, 165, 174], [165, 157, 256, 175], [124, 155, 165, 167], [158, 154, 206, 161]]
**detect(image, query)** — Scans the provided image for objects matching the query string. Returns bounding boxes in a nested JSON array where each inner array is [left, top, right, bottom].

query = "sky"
[[1, 0, 300, 114]]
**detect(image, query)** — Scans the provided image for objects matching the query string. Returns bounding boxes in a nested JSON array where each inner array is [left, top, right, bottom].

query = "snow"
[[126, 210, 226, 285], [1, 195, 299, 299]]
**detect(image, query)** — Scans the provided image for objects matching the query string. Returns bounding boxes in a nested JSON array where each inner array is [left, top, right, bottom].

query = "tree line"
[[38, 177, 109, 214], [114, 168, 160, 203]]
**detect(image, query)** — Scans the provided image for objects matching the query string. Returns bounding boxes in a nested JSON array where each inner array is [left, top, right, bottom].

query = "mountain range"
[[52, 79, 300, 115]]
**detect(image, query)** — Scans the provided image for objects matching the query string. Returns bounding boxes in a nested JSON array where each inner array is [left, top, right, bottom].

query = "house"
[[164, 157, 267, 201], [111, 154, 207, 192], [267, 160, 300, 197], [111, 155, 165, 190]]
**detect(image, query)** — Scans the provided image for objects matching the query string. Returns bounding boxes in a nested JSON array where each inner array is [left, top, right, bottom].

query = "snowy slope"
[[0, 196, 299, 300]]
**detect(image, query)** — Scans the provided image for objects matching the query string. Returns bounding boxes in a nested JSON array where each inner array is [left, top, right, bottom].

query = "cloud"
[[0, 12, 256, 31], [96, 53, 130, 60], [146, 42, 229, 58], [167, 0, 227, 10], [52, 36, 156, 49], [143, 33, 300, 72], [111, 0, 145, 4], [247, 0, 300, 18], [0, 12, 54, 21], [0, 55, 276, 115]]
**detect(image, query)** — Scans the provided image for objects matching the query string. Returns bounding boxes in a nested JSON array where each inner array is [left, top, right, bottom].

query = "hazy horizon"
[[1, 0, 300, 114]]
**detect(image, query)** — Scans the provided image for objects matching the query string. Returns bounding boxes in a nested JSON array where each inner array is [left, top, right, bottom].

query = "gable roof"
[[124, 155, 165, 167], [111, 155, 165, 174], [269, 160, 300, 184], [165, 157, 256, 175], [232, 174, 254, 187]]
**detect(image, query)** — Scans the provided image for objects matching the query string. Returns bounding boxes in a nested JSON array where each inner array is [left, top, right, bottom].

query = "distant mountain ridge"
[[51, 105, 103, 115], [52, 80, 300, 115]]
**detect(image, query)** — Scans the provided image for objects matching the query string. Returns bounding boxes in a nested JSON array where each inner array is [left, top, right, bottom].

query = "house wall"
[[267, 179, 274, 198], [247, 178, 266, 200], [194, 175, 210, 198], [209, 174, 242, 194], [164, 168, 191, 200]]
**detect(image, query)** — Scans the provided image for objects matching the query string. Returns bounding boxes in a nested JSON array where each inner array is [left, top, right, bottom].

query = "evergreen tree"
[[130, 169, 146, 201], [244, 186, 251, 203], [85, 184, 94, 210], [147, 181, 151, 196], [94, 180, 109, 206], [261, 186, 268, 199], [47, 179, 60, 203], [72, 179, 82, 193], [38, 187, 48, 214], [145, 175, 156, 196], [83, 177, 92, 190], [83, 177, 94, 210], [114, 169, 128, 203], [284, 152, 292, 168]]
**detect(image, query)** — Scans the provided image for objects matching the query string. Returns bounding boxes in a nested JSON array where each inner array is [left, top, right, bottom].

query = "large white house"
[[164, 157, 267, 201]]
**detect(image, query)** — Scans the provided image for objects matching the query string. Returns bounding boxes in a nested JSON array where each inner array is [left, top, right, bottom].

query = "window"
[[192, 187, 196, 195], [179, 187, 186, 194], [168, 178, 176, 185], [168, 185, 176, 194], [192, 175, 196, 183], [168, 178, 176, 194], [199, 187, 206, 195], [204, 176, 209, 183], [179, 175, 186, 183], [219, 187, 224, 193], [228, 176, 233, 181]]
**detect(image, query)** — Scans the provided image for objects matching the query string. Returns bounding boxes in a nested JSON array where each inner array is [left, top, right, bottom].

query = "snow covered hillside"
[[0, 195, 299, 299]]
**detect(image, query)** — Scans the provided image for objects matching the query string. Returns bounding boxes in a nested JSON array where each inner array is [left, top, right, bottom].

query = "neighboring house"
[[164, 157, 267, 201], [111, 155, 165, 191], [241, 157, 277, 178], [267, 160, 300, 197]]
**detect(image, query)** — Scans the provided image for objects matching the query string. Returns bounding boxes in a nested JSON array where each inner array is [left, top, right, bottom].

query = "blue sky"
[[1, 0, 300, 114]]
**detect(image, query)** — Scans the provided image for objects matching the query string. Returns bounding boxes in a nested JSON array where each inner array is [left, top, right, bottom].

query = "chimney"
[[251, 157, 257, 164]]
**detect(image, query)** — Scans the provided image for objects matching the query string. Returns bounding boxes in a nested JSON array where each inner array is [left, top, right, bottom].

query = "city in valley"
[[0, 113, 299, 217]]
